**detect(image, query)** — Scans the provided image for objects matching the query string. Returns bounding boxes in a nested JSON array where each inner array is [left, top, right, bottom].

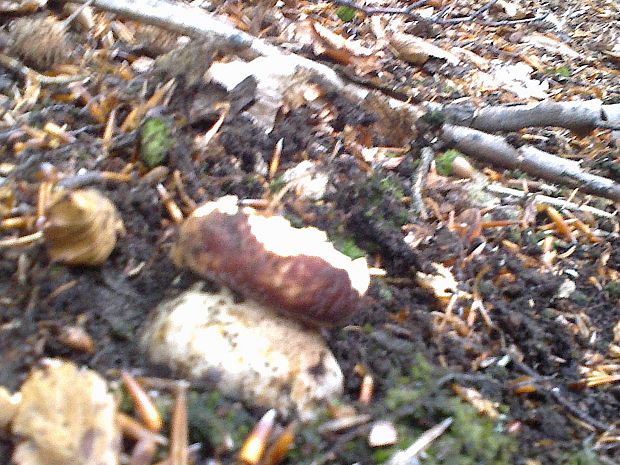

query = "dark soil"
[[1, 1, 619, 464]]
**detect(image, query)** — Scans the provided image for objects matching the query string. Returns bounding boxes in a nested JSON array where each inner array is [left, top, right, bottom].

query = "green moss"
[[359, 172, 410, 228], [430, 397, 515, 465], [408, 352, 435, 384], [435, 149, 463, 176], [269, 175, 287, 193], [440, 82, 458, 95], [379, 177, 405, 200], [140, 117, 172, 168], [108, 322, 132, 341], [286, 412, 330, 463], [604, 280, 620, 299], [544, 66, 571, 78], [186, 390, 254, 454], [420, 110, 446, 128], [336, 6, 356, 22], [377, 284, 394, 302], [523, 229, 547, 248], [505, 227, 522, 244], [49, 264, 66, 276], [286, 353, 515, 465], [377, 354, 516, 465], [569, 290, 589, 306], [372, 447, 394, 463], [562, 447, 600, 465], [332, 235, 367, 260]]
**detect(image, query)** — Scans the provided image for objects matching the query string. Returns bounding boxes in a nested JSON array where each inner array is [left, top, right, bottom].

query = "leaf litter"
[[0, 0, 619, 464]]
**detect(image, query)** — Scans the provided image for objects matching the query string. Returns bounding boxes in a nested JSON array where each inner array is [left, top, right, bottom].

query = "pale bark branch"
[[485, 184, 616, 219], [62, 0, 620, 203], [442, 100, 620, 133], [62, 0, 346, 88], [440, 124, 620, 201], [410, 147, 434, 219]]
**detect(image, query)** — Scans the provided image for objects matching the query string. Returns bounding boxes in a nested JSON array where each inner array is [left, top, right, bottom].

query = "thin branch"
[[441, 0, 499, 24], [485, 184, 616, 219], [0, 53, 87, 85], [410, 146, 434, 219], [386, 418, 453, 465], [328, 0, 548, 25], [481, 12, 551, 26], [441, 124, 620, 202], [442, 100, 620, 133], [62, 0, 619, 204], [62, 0, 345, 88], [512, 358, 612, 433], [330, 0, 429, 16]]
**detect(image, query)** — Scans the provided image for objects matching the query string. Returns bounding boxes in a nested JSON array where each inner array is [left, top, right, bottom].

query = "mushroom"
[[171, 196, 370, 326], [43, 189, 124, 266]]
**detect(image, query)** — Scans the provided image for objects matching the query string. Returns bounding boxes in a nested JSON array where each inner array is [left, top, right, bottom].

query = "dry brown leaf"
[[308, 21, 379, 74], [524, 33, 579, 59], [452, 384, 500, 419], [451, 47, 489, 70], [388, 32, 460, 66], [11, 360, 120, 465], [0, 0, 46, 14], [311, 21, 374, 58]]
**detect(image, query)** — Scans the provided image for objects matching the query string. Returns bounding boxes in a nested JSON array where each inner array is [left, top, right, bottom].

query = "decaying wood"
[[442, 100, 620, 134], [441, 124, 620, 202]]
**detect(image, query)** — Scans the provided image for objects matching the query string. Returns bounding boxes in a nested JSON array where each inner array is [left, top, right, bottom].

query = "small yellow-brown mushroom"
[[43, 189, 123, 266]]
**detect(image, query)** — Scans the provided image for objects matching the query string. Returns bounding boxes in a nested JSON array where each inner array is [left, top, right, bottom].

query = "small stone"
[[368, 420, 399, 447], [141, 289, 344, 421], [555, 279, 576, 299], [281, 160, 329, 201]]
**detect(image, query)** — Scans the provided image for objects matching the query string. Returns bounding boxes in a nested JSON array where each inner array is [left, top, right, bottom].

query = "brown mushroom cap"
[[171, 196, 370, 326]]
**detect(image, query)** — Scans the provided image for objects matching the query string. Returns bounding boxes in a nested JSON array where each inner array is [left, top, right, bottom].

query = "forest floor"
[[0, 0, 619, 464]]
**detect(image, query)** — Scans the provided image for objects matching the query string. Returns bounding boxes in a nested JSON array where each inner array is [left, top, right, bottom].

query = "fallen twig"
[[485, 184, 616, 219], [442, 100, 620, 133], [410, 146, 434, 219], [0, 53, 87, 85], [61, 0, 345, 88], [62, 0, 620, 203], [441, 124, 620, 201], [512, 358, 612, 433], [329, 0, 548, 25]]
